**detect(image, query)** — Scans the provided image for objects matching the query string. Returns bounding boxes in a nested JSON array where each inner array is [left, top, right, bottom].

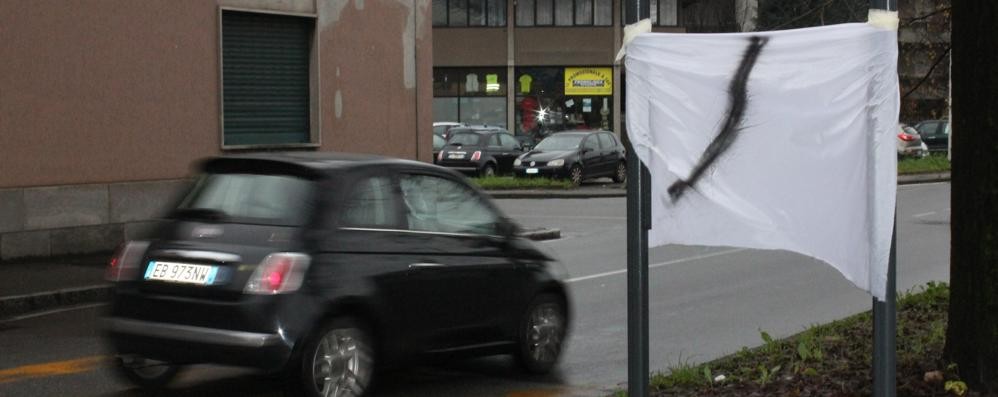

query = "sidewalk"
[[0, 172, 949, 320]]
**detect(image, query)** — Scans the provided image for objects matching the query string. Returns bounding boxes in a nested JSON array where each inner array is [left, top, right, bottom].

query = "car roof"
[[548, 130, 613, 137], [449, 125, 507, 134], [199, 151, 435, 176]]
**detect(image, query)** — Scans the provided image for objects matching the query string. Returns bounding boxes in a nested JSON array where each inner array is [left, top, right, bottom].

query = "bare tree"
[[944, 1, 998, 392]]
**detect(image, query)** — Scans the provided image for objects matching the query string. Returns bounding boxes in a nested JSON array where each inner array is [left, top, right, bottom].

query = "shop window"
[[433, 68, 507, 127], [515, 67, 613, 143], [434, 0, 506, 26], [517, 0, 611, 26], [221, 10, 316, 148]]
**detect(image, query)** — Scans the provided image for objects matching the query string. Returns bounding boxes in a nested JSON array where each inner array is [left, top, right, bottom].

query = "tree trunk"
[[944, 1, 998, 391]]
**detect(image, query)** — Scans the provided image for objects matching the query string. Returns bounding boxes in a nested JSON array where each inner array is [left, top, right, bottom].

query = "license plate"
[[526, 168, 539, 174], [144, 261, 218, 285], [448, 152, 465, 159]]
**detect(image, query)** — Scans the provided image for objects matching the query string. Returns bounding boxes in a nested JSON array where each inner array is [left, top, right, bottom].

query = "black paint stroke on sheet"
[[667, 35, 769, 203]]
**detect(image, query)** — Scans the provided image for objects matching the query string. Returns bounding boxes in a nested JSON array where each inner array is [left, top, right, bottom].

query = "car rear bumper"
[[106, 317, 283, 348]]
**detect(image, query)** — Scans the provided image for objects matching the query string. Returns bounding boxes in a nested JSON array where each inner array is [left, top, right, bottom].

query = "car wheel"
[[299, 318, 375, 397], [114, 355, 181, 390], [568, 165, 583, 186], [480, 163, 497, 178], [516, 294, 567, 374], [612, 162, 626, 183]]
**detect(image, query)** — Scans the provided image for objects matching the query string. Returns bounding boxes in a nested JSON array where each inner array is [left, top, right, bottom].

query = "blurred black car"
[[914, 119, 950, 153], [103, 152, 571, 397], [436, 126, 524, 177], [514, 131, 626, 186]]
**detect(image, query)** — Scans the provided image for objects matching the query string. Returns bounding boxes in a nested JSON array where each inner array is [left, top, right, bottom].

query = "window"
[[339, 177, 400, 228], [583, 136, 599, 151], [488, 134, 501, 147], [399, 175, 500, 235], [517, 0, 611, 26], [221, 10, 315, 147], [597, 133, 616, 149], [433, 0, 507, 26], [625, 0, 677, 26], [178, 173, 313, 226], [434, 68, 507, 127], [499, 133, 518, 150]]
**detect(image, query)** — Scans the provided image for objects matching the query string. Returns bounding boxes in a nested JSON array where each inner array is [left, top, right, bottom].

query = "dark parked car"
[[514, 131, 626, 185], [436, 126, 524, 177], [914, 119, 950, 153], [103, 152, 571, 396]]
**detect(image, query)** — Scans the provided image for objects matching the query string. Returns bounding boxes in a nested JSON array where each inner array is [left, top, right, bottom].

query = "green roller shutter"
[[222, 10, 313, 146]]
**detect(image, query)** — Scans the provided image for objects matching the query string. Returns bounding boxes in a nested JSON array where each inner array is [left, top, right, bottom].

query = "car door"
[[485, 133, 507, 173], [580, 134, 602, 176], [916, 121, 946, 151], [396, 172, 524, 350], [597, 132, 620, 176], [497, 133, 523, 173]]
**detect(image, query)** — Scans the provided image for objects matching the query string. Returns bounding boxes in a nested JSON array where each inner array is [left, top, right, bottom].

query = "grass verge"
[[615, 283, 980, 396], [899, 154, 951, 174], [469, 176, 573, 190]]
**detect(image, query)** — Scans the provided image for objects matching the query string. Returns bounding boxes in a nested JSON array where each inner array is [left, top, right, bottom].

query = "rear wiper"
[[171, 208, 229, 222]]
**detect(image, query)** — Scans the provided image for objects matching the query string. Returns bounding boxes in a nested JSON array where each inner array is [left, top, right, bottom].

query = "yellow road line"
[[0, 356, 111, 384]]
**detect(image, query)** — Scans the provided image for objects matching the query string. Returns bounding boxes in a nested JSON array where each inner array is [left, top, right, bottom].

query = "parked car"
[[432, 133, 446, 164], [914, 119, 950, 153], [432, 121, 465, 140], [514, 130, 626, 186], [436, 126, 524, 177], [102, 152, 571, 396], [897, 124, 928, 158]]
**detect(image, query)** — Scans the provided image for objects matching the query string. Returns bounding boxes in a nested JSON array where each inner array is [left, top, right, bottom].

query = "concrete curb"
[[0, 284, 112, 320], [898, 172, 950, 185]]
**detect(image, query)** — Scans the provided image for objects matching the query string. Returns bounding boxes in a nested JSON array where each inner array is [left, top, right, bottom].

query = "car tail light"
[[471, 151, 482, 161], [898, 133, 915, 142], [105, 241, 151, 282], [245, 253, 310, 294], [437, 150, 444, 162]]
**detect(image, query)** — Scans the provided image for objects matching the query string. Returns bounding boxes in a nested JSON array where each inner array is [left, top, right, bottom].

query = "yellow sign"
[[564, 67, 613, 95]]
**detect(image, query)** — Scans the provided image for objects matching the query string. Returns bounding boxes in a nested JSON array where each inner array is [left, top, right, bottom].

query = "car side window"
[[487, 134, 501, 148], [598, 133, 616, 150], [583, 136, 599, 151], [499, 133, 518, 150], [339, 176, 400, 229], [399, 174, 499, 235]]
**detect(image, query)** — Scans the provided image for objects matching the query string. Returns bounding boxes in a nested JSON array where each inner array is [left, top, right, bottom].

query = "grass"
[[612, 282, 980, 397], [468, 176, 574, 190], [899, 154, 951, 174]]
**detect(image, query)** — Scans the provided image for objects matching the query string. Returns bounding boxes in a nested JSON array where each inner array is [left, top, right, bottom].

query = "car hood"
[[519, 150, 574, 162]]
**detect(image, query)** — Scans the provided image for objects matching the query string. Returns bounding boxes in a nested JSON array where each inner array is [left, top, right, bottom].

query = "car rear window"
[[448, 132, 482, 146], [175, 173, 313, 226]]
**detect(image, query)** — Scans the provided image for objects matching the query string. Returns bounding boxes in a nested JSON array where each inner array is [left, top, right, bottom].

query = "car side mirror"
[[581, 147, 593, 154]]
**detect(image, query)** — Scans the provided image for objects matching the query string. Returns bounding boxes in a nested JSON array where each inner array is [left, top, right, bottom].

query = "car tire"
[[297, 317, 375, 397], [516, 293, 568, 374], [612, 162, 626, 183], [568, 164, 583, 186], [114, 355, 182, 390], [480, 163, 497, 178]]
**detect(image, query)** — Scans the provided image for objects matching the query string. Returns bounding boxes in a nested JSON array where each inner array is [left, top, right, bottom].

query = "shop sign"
[[564, 67, 613, 95]]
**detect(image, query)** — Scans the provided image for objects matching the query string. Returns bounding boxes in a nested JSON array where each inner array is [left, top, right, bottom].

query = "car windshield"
[[448, 132, 481, 146], [175, 173, 313, 226], [534, 135, 583, 151]]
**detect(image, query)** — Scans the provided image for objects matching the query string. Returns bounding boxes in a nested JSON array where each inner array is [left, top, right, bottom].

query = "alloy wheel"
[[569, 165, 583, 186], [311, 328, 372, 397], [526, 302, 565, 365]]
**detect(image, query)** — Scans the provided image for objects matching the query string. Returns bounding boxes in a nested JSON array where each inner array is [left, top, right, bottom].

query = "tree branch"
[[903, 44, 951, 100], [901, 6, 951, 27]]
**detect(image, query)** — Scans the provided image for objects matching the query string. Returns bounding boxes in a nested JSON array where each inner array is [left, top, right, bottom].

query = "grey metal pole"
[[623, 0, 650, 395], [869, 2, 897, 397]]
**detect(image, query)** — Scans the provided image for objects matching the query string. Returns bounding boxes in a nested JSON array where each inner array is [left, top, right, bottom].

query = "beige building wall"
[[0, 0, 433, 189]]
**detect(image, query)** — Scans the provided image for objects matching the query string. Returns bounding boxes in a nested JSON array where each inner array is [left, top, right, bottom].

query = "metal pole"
[[623, 0, 650, 395], [869, 2, 897, 397]]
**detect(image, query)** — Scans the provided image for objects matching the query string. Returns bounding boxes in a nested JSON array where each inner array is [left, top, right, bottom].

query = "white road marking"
[[507, 214, 626, 220], [1, 303, 108, 323], [913, 211, 936, 218], [566, 248, 746, 283]]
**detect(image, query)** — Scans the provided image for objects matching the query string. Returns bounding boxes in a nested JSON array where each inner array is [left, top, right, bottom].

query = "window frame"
[[218, 7, 321, 150], [433, 0, 508, 27], [516, 0, 613, 27]]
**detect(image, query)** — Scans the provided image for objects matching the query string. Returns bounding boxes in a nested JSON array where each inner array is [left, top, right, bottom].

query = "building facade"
[[431, 0, 692, 145], [0, 0, 433, 261]]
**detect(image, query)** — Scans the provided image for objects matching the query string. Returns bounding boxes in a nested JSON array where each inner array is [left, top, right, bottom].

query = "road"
[[0, 183, 951, 396]]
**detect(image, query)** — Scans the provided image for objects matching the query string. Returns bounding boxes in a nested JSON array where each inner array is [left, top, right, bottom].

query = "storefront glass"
[[433, 67, 508, 128], [514, 67, 613, 145]]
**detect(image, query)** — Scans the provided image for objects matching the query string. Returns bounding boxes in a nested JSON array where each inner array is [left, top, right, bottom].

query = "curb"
[[898, 172, 950, 185], [519, 228, 562, 241], [0, 284, 112, 321]]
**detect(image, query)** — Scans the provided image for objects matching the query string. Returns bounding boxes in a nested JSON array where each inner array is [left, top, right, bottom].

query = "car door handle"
[[409, 262, 445, 269]]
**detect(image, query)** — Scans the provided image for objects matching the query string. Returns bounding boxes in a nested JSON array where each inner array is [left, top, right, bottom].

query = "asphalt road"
[[0, 182, 951, 396]]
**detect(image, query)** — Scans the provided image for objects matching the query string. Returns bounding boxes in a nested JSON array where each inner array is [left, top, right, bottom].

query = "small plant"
[[756, 364, 782, 387], [760, 330, 780, 355], [651, 353, 707, 389]]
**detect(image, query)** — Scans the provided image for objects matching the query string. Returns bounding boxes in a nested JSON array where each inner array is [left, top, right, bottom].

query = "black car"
[[914, 119, 950, 152], [436, 126, 524, 177], [102, 152, 571, 396], [514, 131, 626, 185]]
